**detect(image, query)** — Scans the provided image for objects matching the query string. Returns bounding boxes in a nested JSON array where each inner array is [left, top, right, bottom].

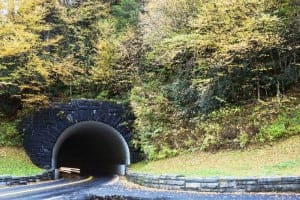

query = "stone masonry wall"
[[21, 99, 141, 169], [127, 172, 300, 193], [0, 170, 54, 187]]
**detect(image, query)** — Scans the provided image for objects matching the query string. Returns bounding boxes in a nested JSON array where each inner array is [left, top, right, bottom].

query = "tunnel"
[[51, 121, 130, 176], [22, 100, 139, 178]]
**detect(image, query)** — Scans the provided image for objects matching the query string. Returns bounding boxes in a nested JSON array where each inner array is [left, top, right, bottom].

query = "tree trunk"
[[257, 80, 261, 101], [59, 0, 80, 6], [7, 0, 15, 20], [276, 81, 281, 103]]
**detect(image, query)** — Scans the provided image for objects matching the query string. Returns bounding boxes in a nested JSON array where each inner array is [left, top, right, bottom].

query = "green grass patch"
[[0, 147, 43, 176], [263, 157, 300, 176], [257, 107, 300, 142], [130, 135, 300, 177]]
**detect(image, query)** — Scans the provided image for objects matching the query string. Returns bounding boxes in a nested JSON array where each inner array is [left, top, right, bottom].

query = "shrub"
[[258, 107, 300, 142], [130, 82, 194, 160], [112, 0, 140, 30], [238, 131, 249, 148], [0, 122, 22, 146]]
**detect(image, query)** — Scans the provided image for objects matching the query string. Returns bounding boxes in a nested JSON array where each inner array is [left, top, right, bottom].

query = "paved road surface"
[[0, 176, 299, 200]]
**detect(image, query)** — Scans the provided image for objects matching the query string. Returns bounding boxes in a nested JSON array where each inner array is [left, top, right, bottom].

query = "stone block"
[[186, 182, 201, 189], [279, 184, 300, 191], [187, 178, 218, 183], [146, 183, 160, 188], [165, 180, 185, 186], [219, 181, 237, 188], [28, 178, 36, 182], [160, 185, 183, 190], [0, 176, 11, 181], [281, 177, 300, 183], [6, 181, 13, 186], [257, 177, 281, 184], [237, 180, 257, 185], [200, 182, 219, 189], [246, 185, 260, 192], [19, 181, 27, 185], [158, 179, 168, 184]]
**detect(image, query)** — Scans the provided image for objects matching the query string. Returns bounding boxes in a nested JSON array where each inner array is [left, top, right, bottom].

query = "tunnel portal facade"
[[21, 100, 139, 175]]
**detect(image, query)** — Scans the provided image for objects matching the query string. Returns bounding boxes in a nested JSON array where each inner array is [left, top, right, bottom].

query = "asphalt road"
[[0, 176, 96, 200], [0, 176, 299, 200]]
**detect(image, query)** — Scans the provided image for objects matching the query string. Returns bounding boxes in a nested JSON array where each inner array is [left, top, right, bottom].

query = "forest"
[[0, 0, 299, 160]]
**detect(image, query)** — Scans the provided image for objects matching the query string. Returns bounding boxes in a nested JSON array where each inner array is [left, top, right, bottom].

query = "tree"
[[0, 0, 55, 109]]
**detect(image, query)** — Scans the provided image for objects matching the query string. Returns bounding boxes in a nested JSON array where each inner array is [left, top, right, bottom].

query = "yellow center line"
[[0, 176, 93, 198]]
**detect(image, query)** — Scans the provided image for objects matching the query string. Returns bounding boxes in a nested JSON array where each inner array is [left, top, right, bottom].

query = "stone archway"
[[21, 100, 140, 176], [51, 121, 130, 175]]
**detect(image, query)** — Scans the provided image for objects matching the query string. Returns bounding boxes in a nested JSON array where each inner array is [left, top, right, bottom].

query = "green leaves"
[[0, 121, 21, 147], [258, 108, 300, 142], [112, 0, 140, 30]]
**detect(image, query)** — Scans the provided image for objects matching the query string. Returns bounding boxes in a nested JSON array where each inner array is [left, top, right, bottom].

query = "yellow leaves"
[[97, 19, 117, 37], [60, 0, 110, 24], [92, 31, 120, 81], [21, 94, 49, 108], [143, 0, 287, 69], [0, 1, 4, 10], [117, 27, 136, 58], [50, 57, 83, 84], [16, 55, 51, 106], [16, 0, 47, 26], [19, 84, 41, 93], [97, 39, 117, 64], [51, 63, 72, 78], [0, 23, 38, 57], [256, 13, 281, 33], [27, 55, 49, 81], [142, 0, 198, 45], [188, 0, 285, 64], [9, 54, 51, 99], [42, 35, 64, 47], [0, 0, 51, 58]]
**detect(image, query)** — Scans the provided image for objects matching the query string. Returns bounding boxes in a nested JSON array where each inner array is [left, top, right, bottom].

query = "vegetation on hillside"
[[131, 0, 299, 159], [0, 0, 140, 144], [0, 0, 299, 161], [0, 0, 140, 108]]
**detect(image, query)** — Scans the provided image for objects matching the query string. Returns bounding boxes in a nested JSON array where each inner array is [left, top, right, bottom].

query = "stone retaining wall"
[[0, 170, 54, 187], [127, 172, 300, 193]]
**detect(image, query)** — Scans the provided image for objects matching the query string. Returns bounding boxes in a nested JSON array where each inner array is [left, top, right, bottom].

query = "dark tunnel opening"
[[52, 121, 130, 177]]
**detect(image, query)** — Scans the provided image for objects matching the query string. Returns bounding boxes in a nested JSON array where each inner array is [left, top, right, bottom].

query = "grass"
[[0, 136, 299, 178], [0, 147, 43, 176], [130, 135, 300, 177]]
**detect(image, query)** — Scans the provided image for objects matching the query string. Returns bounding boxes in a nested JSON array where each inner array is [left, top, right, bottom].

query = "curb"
[[126, 172, 300, 193], [0, 170, 55, 187]]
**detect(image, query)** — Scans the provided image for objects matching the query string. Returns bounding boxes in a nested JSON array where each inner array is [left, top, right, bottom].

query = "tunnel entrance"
[[51, 121, 130, 176]]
